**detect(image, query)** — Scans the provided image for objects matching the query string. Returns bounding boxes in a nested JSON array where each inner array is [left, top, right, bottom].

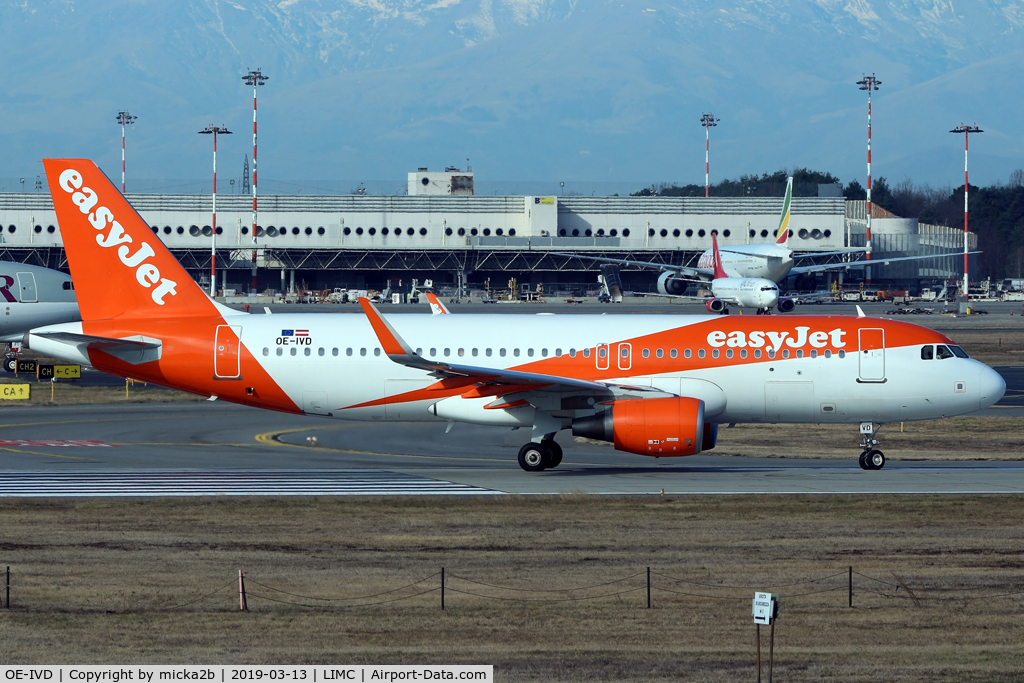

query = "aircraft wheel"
[[542, 440, 563, 468], [3, 357, 15, 373], [518, 442, 550, 472], [858, 451, 869, 470], [865, 449, 886, 470]]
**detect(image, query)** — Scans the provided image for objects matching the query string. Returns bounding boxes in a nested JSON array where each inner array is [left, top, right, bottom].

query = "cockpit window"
[[921, 345, 934, 360], [936, 345, 955, 360], [949, 345, 969, 358]]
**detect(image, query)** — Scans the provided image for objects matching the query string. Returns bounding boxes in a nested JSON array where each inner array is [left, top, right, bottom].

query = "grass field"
[[0, 496, 1022, 681]]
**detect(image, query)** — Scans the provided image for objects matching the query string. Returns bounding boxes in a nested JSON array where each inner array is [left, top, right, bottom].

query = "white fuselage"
[[709, 278, 780, 309], [30, 313, 999, 428], [697, 244, 795, 282]]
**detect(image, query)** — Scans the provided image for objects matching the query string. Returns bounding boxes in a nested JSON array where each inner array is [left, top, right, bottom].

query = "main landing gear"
[[858, 422, 886, 470], [517, 439, 563, 472]]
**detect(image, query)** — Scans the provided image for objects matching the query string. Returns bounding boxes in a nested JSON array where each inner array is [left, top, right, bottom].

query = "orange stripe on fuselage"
[[343, 316, 955, 410]]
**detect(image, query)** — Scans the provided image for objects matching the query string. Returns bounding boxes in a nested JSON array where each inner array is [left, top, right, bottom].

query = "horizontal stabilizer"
[[30, 330, 162, 365]]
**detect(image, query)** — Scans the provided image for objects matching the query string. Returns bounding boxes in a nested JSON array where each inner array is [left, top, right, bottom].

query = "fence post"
[[646, 567, 651, 609], [238, 570, 248, 611], [441, 567, 445, 611], [848, 566, 853, 608]]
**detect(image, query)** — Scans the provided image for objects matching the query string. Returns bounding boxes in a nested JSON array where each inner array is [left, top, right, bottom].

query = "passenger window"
[[642, 349, 650, 358], [541, 348, 548, 357], [838, 350, 846, 358], [360, 348, 367, 356], [332, 348, 338, 356], [291, 348, 297, 356], [514, 349, 520, 357], [415, 348, 422, 356], [824, 350, 831, 358], [374, 348, 381, 356], [656, 349, 664, 358], [598, 348, 606, 358], [318, 348, 325, 356], [555, 348, 562, 356], [430, 348, 437, 356], [276, 348, 283, 356], [767, 350, 776, 359], [698, 349, 706, 358], [754, 349, 762, 359], [346, 348, 353, 356], [795, 350, 802, 358], [262, 348, 269, 356], [444, 348, 451, 357], [304, 347, 311, 356], [486, 348, 492, 357], [569, 349, 577, 357], [725, 349, 733, 359], [809, 350, 815, 358], [936, 345, 955, 360], [921, 345, 934, 360], [682, 349, 689, 358], [740, 349, 748, 359], [458, 348, 465, 357], [500, 349, 507, 357], [583, 349, 591, 358], [782, 350, 790, 359], [712, 349, 720, 358], [472, 348, 478, 357], [528, 349, 534, 357]]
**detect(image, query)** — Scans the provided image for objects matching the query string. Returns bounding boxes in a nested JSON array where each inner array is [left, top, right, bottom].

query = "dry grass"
[[0, 496, 1022, 681], [944, 329, 1024, 366]]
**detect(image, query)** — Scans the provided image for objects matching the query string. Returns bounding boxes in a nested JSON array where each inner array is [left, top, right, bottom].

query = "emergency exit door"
[[215, 325, 243, 378], [858, 328, 885, 382]]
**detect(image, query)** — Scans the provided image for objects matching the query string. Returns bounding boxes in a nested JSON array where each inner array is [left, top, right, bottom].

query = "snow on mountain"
[[0, 0, 1021, 189]]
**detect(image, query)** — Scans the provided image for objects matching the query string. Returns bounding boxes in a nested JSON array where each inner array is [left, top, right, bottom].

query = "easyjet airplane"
[[28, 160, 1005, 472]]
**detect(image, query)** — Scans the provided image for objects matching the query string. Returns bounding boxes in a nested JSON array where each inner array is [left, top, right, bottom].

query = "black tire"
[[858, 451, 869, 470], [3, 357, 15, 373], [518, 442, 549, 472], [866, 449, 885, 470], [543, 440, 563, 468]]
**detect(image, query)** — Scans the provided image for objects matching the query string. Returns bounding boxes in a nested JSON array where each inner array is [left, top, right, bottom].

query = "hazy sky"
[[1, 0, 1021, 191]]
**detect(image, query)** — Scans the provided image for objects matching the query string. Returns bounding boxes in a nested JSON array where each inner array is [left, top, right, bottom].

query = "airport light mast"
[[700, 113, 719, 197], [198, 125, 232, 298], [857, 73, 881, 284], [950, 124, 982, 300], [243, 68, 268, 297], [115, 111, 136, 193]]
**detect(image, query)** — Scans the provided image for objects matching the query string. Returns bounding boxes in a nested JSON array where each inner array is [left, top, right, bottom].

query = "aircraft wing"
[[358, 298, 654, 397], [790, 251, 981, 276], [550, 253, 713, 282], [792, 248, 866, 260]]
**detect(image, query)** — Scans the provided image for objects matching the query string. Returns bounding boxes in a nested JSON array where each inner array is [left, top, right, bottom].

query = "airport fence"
[[3, 564, 1024, 613]]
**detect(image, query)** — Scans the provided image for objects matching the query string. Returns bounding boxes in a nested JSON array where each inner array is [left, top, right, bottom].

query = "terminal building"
[[0, 179, 974, 298]]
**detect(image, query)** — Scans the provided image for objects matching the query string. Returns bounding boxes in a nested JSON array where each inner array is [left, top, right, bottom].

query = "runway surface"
[[1, 400, 1023, 496]]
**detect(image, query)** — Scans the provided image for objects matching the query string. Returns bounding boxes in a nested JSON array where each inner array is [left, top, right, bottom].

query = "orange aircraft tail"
[[710, 232, 729, 280], [43, 159, 215, 321]]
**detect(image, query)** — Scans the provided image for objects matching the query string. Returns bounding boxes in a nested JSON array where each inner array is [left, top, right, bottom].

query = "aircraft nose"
[[978, 365, 1006, 409]]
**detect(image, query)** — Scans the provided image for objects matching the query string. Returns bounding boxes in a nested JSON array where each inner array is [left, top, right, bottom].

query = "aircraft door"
[[596, 343, 610, 371], [617, 342, 632, 371], [17, 272, 37, 302], [858, 328, 885, 382], [214, 325, 243, 378]]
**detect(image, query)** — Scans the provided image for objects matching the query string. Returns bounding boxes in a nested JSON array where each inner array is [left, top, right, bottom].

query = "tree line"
[[634, 169, 1024, 279]]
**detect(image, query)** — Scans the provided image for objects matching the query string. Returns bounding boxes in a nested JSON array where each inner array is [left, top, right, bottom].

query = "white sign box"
[[752, 591, 778, 624]]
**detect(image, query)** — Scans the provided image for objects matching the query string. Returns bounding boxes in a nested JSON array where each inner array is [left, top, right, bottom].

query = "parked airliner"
[[28, 160, 1005, 473], [1, 262, 80, 344], [559, 177, 976, 297], [701, 232, 779, 314]]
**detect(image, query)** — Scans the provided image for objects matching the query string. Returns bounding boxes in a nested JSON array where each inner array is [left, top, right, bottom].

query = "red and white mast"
[[950, 124, 982, 300], [115, 111, 136, 193], [199, 125, 232, 298], [243, 69, 269, 296], [700, 113, 719, 198], [857, 74, 880, 285]]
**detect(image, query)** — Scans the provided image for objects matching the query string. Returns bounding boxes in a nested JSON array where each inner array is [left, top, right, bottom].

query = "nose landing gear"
[[858, 422, 886, 470]]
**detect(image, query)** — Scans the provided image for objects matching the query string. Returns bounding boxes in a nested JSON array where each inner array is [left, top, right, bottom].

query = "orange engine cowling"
[[572, 397, 707, 457]]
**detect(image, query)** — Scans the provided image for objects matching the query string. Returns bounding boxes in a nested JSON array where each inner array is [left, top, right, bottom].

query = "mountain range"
[[1, 0, 1022, 192]]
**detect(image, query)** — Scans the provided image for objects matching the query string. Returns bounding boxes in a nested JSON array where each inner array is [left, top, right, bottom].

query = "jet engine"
[[657, 271, 688, 296], [705, 298, 727, 313], [571, 396, 711, 457], [776, 297, 796, 313]]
